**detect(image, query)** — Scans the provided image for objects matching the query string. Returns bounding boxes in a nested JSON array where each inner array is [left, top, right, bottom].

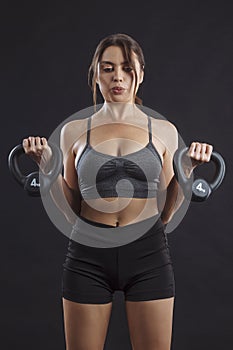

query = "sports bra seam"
[[77, 141, 162, 167], [147, 142, 163, 167], [76, 144, 86, 168]]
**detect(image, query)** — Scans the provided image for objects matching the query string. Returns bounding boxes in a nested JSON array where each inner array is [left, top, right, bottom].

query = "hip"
[[65, 214, 171, 262]]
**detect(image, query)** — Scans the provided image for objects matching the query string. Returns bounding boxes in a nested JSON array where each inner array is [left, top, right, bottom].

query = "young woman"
[[23, 33, 213, 350]]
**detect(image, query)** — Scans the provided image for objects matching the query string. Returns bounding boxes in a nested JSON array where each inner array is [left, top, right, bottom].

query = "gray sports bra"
[[76, 115, 163, 200]]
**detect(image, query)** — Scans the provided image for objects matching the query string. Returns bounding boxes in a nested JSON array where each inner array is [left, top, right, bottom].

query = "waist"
[[79, 197, 159, 227], [70, 212, 165, 249]]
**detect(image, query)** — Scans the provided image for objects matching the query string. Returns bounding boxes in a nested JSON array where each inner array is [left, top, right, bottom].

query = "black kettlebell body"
[[173, 147, 225, 202], [8, 143, 63, 197]]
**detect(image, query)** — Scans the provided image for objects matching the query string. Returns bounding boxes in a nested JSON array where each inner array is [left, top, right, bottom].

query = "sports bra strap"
[[148, 116, 152, 143], [86, 116, 92, 144]]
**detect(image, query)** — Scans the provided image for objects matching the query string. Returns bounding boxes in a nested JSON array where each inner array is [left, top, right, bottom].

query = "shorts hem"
[[62, 293, 113, 305], [125, 288, 175, 302]]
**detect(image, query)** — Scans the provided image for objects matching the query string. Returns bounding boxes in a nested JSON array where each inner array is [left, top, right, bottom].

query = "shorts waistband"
[[71, 213, 164, 248], [77, 213, 163, 230], [77, 215, 116, 227]]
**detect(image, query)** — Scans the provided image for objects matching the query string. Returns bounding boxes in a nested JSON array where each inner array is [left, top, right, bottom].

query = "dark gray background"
[[2, 1, 233, 349]]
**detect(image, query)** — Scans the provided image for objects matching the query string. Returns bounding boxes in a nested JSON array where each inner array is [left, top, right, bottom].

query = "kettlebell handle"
[[8, 142, 63, 196]]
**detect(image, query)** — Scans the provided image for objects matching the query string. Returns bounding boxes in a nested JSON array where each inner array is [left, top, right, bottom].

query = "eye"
[[103, 67, 113, 72], [124, 66, 133, 72]]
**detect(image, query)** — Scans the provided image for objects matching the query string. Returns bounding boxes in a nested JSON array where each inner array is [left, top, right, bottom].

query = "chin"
[[111, 96, 131, 103]]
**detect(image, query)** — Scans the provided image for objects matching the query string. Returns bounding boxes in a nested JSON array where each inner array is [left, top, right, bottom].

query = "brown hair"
[[88, 33, 145, 107]]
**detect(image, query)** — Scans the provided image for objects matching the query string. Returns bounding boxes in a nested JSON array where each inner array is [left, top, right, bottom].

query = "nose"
[[113, 67, 123, 82]]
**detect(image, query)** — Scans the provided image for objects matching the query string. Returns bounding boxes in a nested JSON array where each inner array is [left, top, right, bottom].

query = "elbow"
[[160, 210, 175, 225]]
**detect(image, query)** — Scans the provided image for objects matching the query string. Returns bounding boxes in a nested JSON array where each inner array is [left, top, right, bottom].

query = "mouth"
[[111, 87, 125, 94]]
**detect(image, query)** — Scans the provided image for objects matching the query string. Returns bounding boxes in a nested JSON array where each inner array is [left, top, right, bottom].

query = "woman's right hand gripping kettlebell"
[[22, 136, 53, 174]]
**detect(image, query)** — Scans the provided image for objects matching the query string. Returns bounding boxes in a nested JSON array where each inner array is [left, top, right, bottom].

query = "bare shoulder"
[[151, 117, 178, 152], [151, 117, 177, 133], [61, 119, 86, 135], [60, 118, 88, 154]]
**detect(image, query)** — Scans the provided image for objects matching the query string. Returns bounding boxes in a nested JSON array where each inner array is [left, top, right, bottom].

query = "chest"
[[74, 122, 165, 162]]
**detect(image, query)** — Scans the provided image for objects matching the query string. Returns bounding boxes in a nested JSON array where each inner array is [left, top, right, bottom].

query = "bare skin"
[[62, 299, 113, 350], [62, 297, 174, 350], [23, 44, 213, 350], [62, 108, 174, 227]]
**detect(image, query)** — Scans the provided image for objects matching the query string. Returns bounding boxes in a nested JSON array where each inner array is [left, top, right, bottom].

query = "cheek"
[[98, 77, 110, 93], [99, 78, 108, 89], [129, 71, 136, 83]]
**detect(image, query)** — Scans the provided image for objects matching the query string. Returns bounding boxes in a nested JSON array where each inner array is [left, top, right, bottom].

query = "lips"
[[111, 86, 125, 93]]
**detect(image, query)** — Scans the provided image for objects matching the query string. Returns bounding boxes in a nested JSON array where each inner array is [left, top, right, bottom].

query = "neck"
[[101, 101, 139, 121]]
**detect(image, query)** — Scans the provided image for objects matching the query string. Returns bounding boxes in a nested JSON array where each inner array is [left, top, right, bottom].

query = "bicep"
[[63, 150, 79, 190], [159, 122, 179, 190], [60, 122, 80, 191]]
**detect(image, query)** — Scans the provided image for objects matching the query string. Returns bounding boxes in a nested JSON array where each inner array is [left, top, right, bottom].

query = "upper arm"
[[159, 121, 179, 190], [60, 120, 82, 191]]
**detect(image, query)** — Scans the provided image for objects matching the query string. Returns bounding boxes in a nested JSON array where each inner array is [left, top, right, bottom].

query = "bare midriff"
[[79, 197, 159, 227]]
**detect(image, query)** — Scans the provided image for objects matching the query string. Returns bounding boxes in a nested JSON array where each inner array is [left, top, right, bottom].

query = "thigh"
[[119, 222, 175, 302], [62, 298, 113, 350], [125, 297, 175, 350], [62, 239, 117, 304]]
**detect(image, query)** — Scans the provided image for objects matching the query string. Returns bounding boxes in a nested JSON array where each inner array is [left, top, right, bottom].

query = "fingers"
[[22, 136, 49, 165], [41, 137, 48, 146], [188, 142, 213, 163], [22, 136, 47, 151], [23, 136, 45, 147]]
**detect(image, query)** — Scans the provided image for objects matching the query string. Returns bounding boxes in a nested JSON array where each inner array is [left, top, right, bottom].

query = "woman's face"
[[96, 45, 143, 103]]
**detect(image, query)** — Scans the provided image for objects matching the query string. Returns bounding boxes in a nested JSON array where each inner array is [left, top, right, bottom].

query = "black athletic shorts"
[[61, 214, 175, 304]]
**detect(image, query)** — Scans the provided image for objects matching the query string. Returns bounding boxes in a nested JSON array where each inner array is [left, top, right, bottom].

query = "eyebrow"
[[99, 60, 129, 65]]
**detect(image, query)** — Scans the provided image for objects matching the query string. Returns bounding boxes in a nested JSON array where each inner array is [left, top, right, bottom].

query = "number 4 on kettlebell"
[[30, 177, 40, 188], [195, 182, 206, 193], [173, 147, 226, 202]]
